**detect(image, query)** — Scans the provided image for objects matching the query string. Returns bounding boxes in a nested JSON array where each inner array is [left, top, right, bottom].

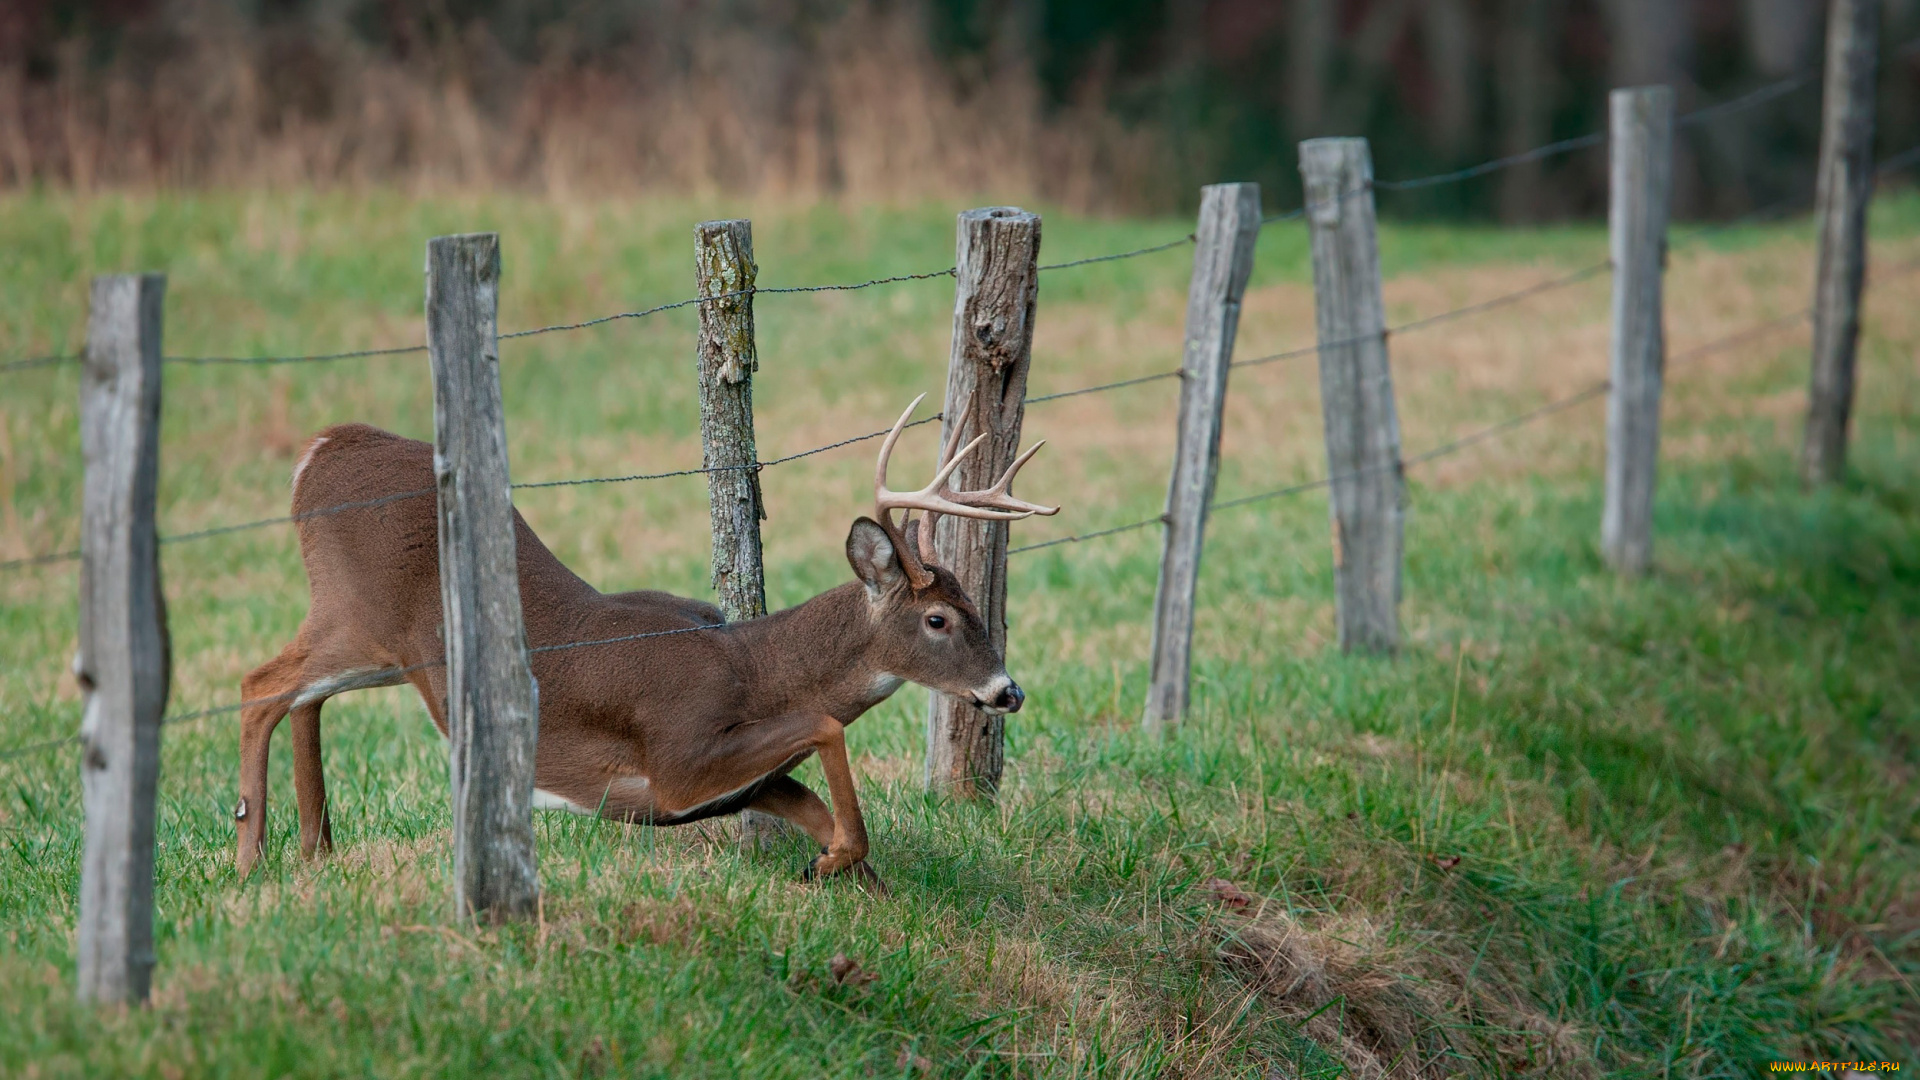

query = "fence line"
[[0, 297, 1902, 777], [1, 200, 1904, 575], [1003, 264, 1905, 562], [11, 156, 1916, 578]]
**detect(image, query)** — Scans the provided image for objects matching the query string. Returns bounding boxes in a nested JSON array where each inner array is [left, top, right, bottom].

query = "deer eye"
[[925, 614, 947, 630]]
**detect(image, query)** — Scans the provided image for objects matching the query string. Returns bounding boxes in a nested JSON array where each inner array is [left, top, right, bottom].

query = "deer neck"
[[723, 582, 900, 724]]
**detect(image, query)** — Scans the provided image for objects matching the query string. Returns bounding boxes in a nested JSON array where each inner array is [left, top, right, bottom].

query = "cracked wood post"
[[76, 273, 170, 1005], [1802, 0, 1880, 486], [1300, 139, 1403, 655], [1143, 183, 1261, 733], [427, 232, 541, 923], [926, 207, 1041, 798], [1603, 86, 1674, 576], [694, 219, 782, 848]]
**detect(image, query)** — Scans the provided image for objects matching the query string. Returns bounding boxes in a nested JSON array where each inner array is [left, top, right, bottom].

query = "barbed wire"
[[1039, 234, 1195, 271], [1676, 72, 1819, 131], [0, 358, 1197, 566], [170, 343, 427, 366], [0, 277, 1858, 574], [1007, 277, 1882, 558], [0, 547, 83, 572], [1005, 515, 1166, 556], [1229, 148, 1920, 378], [0, 354, 78, 373], [1008, 380, 1614, 555], [498, 268, 961, 343], [0, 269, 964, 374], [10, 227, 1914, 575], [10, 151, 1917, 574], [1877, 144, 1920, 176], [1373, 132, 1609, 194], [7, 270, 1904, 757], [1230, 259, 1613, 372], [1025, 368, 1184, 405], [0, 732, 80, 762], [1374, 65, 1826, 194]]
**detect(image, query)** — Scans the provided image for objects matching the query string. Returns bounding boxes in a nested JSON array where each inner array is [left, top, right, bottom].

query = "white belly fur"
[[532, 788, 594, 814], [533, 775, 653, 815]]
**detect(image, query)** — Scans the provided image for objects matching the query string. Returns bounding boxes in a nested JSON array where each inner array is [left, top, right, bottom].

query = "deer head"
[[844, 394, 1059, 715]]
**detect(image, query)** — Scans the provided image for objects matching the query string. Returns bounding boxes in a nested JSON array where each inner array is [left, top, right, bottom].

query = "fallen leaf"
[[1433, 855, 1462, 871], [1203, 877, 1253, 911], [829, 953, 877, 987], [896, 1046, 933, 1072]]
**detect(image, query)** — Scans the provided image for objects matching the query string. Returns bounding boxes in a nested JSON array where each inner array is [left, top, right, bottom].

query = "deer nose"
[[994, 682, 1024, 714]]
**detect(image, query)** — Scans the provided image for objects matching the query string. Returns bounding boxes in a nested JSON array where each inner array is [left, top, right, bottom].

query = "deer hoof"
[[803, 853, 888, 895]]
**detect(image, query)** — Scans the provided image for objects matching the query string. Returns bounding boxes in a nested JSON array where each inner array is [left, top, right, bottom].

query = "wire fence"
[[12, 134, 1917, 576], [1, 58, 1914, 759], [1, 253, 1886, 762]]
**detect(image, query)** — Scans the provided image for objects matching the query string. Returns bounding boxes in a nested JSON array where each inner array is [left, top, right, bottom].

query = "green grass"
[[2, 189, 1918, 1078]]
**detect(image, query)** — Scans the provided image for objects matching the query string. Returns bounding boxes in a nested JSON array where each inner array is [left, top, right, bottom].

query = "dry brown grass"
[[0, 4, 1168, 210], [1218, 905, 1597, 1079]]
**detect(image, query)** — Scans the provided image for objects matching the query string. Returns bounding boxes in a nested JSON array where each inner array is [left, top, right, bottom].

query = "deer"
[[232, 395, 1056, 892]]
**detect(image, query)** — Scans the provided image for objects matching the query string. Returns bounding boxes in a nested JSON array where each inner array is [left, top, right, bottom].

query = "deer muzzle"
[[973, 677, 1024, 715]]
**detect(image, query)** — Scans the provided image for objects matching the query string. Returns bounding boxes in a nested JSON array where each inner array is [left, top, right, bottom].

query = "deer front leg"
[[801, 716, 885, 893], [235, 644, 305, 878]]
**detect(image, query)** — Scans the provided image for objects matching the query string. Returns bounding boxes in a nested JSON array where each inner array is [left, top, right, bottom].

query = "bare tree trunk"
[[1744, 0, 1823, 76], [1421, 0, 1476, 157], [1288, 0, 1334, 139], [1497, 0, 1556, 222]]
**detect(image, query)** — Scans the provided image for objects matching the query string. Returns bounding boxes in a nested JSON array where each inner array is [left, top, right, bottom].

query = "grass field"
[[2, 188, 1918, 1078]]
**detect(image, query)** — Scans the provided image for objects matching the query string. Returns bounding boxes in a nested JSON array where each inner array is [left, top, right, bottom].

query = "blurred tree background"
[[2, 0, 1917, 218]]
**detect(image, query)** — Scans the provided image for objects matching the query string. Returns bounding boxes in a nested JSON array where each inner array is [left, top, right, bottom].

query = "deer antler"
[[873, 394, 1060, 589]]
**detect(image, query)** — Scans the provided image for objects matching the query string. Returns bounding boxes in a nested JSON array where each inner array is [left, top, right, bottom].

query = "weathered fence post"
[[1143, 183, 1261, 733], [693, 218, 783, 848], [1602, 86, 1674, 577], [1802, 0, 1880, 486], [926, 207, 1041, 798], [76, 273, 169, 1005], [427, 232, 541, 923], [1299, 139, 1403, 655]]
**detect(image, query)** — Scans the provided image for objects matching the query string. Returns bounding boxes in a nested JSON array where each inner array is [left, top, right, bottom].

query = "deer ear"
[[846, 517, 905, 598]]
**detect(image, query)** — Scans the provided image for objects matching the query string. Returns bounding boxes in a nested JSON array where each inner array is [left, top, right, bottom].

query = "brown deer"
[[233, 396, 1055, 891]]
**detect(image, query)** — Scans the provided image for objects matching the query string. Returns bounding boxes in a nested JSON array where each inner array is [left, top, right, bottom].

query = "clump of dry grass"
[[1215, 899, 1596, 1079]]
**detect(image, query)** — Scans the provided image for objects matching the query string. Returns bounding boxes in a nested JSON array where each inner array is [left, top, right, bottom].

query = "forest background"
[[7, 0, 1920, 218]]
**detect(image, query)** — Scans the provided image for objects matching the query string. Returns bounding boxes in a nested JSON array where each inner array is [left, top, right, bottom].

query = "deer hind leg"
[[745, 775, 835, 848], [236, 644, 305, 878], [288, 699, 333, 859]]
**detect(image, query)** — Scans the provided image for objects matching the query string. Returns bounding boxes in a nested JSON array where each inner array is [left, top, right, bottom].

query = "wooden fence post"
[[427, 232, 541, 923], [75, 273, 169, 1005], [1299, 139, 1403, 655], [926, 206, 1041, 798], [1143, 183, 1261, 733], [1802, 0, 1880, 486], [1602, 86, 1675, 576], [693, 218, 783, 848]]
